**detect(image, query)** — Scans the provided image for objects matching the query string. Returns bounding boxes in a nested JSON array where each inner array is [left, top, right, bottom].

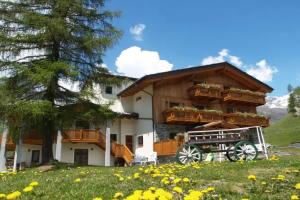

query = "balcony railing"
[[224, 113, 269, 127], [223, 88, 266, 105], [188, 84, 222, 99], [154, 139, 184, 156], [112, 142, 134, 164], [62, 129, 101, 143], [163, 107, 223, 124]]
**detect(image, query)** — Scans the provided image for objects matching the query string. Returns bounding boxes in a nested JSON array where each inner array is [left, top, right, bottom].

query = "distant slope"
[[264, 114, 300, 146], [257, 95, 288, 122]]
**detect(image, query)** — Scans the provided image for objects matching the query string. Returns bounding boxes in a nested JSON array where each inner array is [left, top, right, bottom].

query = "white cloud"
[[201, 49, 243, 67], [115, 46, 173, 78], [247, 60, 278, 82], [201, 49, 278, 82], [129, 24, 146, 41]]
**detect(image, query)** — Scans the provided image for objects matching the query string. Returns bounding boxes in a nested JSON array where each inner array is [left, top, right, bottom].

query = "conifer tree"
[[288, 93, 296, 114], [0, 0, 122, 163]]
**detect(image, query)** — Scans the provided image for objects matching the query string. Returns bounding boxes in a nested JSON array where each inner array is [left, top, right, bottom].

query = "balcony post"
[[0, 126, 8, 172], [55, 130, 62, 162], [105, 120, 112, 166]]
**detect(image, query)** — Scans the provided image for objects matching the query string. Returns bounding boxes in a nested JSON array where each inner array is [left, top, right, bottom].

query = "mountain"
[[257, 94, 289, 122]]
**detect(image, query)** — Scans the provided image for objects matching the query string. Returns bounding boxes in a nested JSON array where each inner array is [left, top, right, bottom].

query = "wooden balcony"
[[154, 139, 184, 156], [62, 129, 101, 143], [163, 107, 223, 124], [223, 88, 266, 105], [0, 137, 16, 151], [188, 84, 222, 99], [224, 113, 269, 127]]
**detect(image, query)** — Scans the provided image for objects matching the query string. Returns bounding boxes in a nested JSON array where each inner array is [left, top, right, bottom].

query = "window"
[[194, 104, 207, 110], [110, 134, 117, 142], [169, 132, 177, 140], [137, 135, 143, 147], [136, 96, 142, 101], [31, 150, 40, 163], [169, 102, 180, 108], [227, 106, 236, 113], [105, 86, 113, 94]]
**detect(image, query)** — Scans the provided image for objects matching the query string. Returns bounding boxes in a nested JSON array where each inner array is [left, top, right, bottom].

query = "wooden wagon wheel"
[[234, 141, 258, 161], [226, 145, 238, 162], [176, 144, 203, 164]]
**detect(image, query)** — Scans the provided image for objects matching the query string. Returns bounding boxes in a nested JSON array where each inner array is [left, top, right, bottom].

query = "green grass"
[[0, 156, 300, 200], [264, 114, 300, 146]]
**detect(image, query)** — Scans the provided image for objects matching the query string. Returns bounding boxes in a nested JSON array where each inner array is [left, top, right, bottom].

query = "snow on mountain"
[[265, 94, 289, 109], [257, 94, 289, 122]]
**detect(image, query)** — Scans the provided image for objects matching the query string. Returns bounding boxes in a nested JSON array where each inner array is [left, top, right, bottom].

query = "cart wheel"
[[234, 141, 258, 161], [176, 144, 203, 164], [226, 146, 237, 162]]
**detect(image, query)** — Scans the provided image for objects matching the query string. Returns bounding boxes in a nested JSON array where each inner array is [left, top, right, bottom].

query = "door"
[[74, 149, 88, 165], [31, 150, 40, 164], [125, 135, 133, 152]]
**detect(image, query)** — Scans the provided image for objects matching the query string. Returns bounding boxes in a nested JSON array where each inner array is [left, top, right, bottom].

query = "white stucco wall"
[[132, 85, 153, 118], [127, 85, 154, 158], [120, 119, 135, 145], [134, 119, 154, 158], [21, 144, 42, 166], [91, 80, 135, 113], [60, 143, 114, 166]]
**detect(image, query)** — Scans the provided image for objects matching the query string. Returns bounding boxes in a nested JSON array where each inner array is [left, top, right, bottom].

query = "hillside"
[[264, 114, 300, 146]]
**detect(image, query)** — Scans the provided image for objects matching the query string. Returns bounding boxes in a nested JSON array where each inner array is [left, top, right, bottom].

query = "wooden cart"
[[175, 126, 268, 164]]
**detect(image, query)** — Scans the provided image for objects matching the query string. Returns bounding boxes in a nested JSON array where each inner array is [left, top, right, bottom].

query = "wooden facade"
[[151, 63, 271, 127]]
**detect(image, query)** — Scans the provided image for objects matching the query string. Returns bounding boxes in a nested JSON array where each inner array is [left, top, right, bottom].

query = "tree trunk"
[[0, 127, 8, 172], [42, 121, 54, 164]]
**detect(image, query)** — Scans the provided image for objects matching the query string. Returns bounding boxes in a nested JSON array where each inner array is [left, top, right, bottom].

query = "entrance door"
[[31, 150, 40, 164], [74, 149, 88, 165], [125, 135, 133, 152]]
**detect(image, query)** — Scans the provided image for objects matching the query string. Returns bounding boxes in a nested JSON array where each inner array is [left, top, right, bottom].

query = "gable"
[[118, 62, 273, 97]]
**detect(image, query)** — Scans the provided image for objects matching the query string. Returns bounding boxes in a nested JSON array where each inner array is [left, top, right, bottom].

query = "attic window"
[[136, 96, 142, 101], [105, 86, 113, 94]]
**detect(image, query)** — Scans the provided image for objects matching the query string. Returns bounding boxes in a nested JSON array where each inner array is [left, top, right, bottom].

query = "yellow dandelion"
[[295, 183, 300, 190], [23, 186, 33, 193], [247, 175, 256, 181], [0, 194, 6, 198], [74, 178, 81, 183], [291, 195, 299, 200], [183, 177, 190, 183], [93, 197, 102, 200], [114, 192, 123, 199], [173, 186, 183, 193], [6, 191, 21, 200], [277, 175, 285, 181], [29, 181, 39, 187]]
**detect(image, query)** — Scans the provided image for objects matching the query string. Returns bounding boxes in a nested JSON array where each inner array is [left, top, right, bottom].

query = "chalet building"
[[0, 62, 273, 167]]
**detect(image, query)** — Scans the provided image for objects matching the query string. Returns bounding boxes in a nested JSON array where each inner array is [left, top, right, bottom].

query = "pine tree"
[[0, 0, 122, 163], [288, 93, 296, 114], [287, 84, 293, 93]]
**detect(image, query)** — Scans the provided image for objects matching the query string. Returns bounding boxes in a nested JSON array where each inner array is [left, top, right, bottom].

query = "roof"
[[118, 62, 274, 97]]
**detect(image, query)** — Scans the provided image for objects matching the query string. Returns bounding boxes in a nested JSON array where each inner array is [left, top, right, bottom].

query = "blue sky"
[[103, 0, 300, 96]]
